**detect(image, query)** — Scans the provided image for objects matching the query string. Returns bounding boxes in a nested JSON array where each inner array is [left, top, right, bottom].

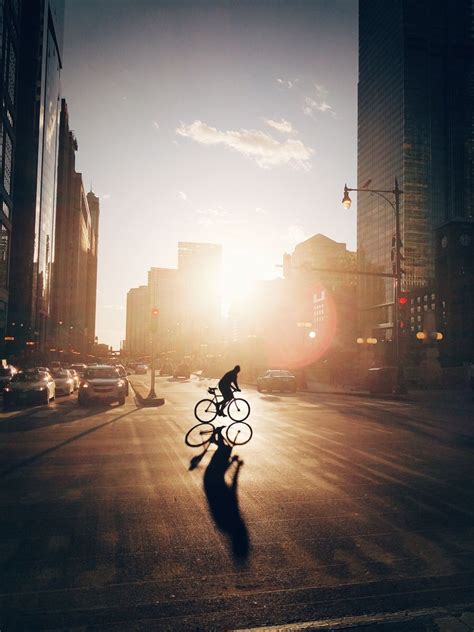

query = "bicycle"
[[194, 387, 250, 423], [185, 418, 253, 448]]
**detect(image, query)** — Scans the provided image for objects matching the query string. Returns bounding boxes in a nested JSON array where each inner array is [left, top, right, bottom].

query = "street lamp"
[[342, 179, 406, 393]]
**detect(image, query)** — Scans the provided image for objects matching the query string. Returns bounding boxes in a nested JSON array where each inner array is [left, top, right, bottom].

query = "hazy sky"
[[62, 0, 358, 348]]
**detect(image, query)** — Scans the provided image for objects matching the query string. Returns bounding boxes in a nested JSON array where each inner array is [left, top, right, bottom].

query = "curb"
[[129, 382, 165, 408]]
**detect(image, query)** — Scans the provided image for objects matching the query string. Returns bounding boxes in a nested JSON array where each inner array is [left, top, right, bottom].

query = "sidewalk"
[[237, 605, 474, 631]]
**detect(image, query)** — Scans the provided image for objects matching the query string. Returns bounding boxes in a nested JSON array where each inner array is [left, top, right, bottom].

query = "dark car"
[[160, 363, 173, 376], [0, 365, 17, 391], [135, 364, 147, 375], [173, 363, 190, 379], [3, 370, 56, 408], [257, 369, 297, 393]]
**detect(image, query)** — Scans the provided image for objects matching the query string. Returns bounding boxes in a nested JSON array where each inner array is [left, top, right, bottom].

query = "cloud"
[[102, 194, 111, 200], [277, 77, 298, 89], [255, 207, 269, 215], [152, 121, 160, 131], [196, 207, 246, 226], [176, 120, 313, 170], [303, 84, 336, 118], [177, 191, 188, 201], [265, 118, 295, 135]]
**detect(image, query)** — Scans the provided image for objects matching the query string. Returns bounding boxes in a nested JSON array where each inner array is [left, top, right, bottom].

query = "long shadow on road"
[[0, 407, 140, 479], [202, 429, 250, 565]]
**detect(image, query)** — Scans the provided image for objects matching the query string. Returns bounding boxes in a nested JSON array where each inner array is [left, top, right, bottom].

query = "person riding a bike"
[[217, 365, 241, 417]]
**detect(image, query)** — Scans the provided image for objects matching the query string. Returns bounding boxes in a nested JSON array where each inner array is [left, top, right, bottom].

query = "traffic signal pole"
[[147, 308, 159, 400]]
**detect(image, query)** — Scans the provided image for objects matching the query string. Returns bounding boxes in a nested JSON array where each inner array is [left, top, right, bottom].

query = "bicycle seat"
[[208, 387, 217, 394]]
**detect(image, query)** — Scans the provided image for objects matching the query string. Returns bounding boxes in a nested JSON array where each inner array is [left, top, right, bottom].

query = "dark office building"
[[0, 0, 21, 354], [357, 0, 474, 344], [8, 0, 64, 353], [435, 220, 474, 363], [51, 99, 99, 355]]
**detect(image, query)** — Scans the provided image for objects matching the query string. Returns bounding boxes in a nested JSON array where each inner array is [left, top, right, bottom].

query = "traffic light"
[[150, 307, 159, 333], [398, 293, 409, 331]]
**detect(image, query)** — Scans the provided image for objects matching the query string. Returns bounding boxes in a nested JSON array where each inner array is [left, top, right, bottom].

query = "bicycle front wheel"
[[185, 422, 215, 447], [227, 398, 250, 422], [194, 398, 218, 422], [226, 421, 253, 446]]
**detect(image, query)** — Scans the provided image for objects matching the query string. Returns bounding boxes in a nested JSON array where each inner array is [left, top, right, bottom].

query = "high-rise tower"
[[8, 1, 65, 352], [358, 0, 474, 338]]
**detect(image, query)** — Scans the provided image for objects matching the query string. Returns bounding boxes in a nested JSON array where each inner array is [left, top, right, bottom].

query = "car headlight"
[[80, 382, 89, 389], [37, 386, 46, 391], [4, 387, 11, 392], [117, 379, 125, 387]]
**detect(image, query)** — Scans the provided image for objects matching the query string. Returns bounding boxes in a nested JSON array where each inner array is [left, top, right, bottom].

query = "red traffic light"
[[151, 307, 159, 317], [398, 296, 408, 305]]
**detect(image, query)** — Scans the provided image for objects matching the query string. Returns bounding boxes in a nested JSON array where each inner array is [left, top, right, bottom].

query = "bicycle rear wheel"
[[185, 422, 215, 447], [194, 398, 218, 422], [226, 421, 253, 446], [227, 398, 250, 422]]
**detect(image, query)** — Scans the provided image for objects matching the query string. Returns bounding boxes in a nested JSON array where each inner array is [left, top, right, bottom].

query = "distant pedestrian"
[[217, 365, 241, 417]]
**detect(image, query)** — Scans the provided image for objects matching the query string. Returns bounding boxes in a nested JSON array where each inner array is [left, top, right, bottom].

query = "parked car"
[[135, 364, 147, 375], [52, 369, 75, 396], [3, 370, 55, 408], [173, 363, 190, 379], [70, 363, 87, 377], [0, 365, 18, 392], [69, 369, 80, 390], [115, 364, 130, 395], [160, 363, 173, 376], [256, 369, 297, 393], [78, 365, 127, 406]]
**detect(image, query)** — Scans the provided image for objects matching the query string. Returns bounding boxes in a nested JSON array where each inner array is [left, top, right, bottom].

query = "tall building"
[[178, 241, 222, 349], [358, 0, 474, 341], [86, 190, 100, 349], [0, 0, 21, 353], [8, 0, 64, 353], [51, 99, 99, 354], [125, 286, 149, 356], [148, 267, 180, 352]]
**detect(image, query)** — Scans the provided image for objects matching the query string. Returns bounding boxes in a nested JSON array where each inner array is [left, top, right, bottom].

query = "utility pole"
[[147, 307, 159, 400]]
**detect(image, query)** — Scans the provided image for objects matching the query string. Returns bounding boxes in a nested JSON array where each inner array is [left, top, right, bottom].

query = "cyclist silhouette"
[[217, 365, 241, 417]]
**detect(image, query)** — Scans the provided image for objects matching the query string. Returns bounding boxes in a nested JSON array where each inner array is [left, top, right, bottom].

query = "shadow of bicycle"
[[203, 429, 250, 564]]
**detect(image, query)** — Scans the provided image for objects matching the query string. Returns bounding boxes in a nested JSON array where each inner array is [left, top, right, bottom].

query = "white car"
[[78, 365, 127, 406], [52, 369, 75, 396], [69, 369, 80, 390], [3, 370, 55, 408]]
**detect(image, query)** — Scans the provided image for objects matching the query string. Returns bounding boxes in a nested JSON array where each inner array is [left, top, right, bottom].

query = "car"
[[0, 365, 18, 392], [78, 365, 127, 406], [70, 363, 87, 378], [69, 369, 80, 390], [256, 369, 297, 393], [160, 363, 173, 376], [135, 364, 147, 375], [173, 363, 190, 379], [51, 368, 75, 396], [3, 370, 56, 408], [115, 364, 130, 395]]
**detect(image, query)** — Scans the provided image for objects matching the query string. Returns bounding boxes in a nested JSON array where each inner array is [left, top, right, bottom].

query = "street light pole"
[[342, 178, 406, 393]]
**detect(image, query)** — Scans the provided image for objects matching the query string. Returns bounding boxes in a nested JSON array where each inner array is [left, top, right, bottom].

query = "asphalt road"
[[0, 375, 473, 631]]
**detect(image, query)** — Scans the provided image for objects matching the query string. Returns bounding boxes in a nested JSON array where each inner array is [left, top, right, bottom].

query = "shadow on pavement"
[[203, 428, 250, 565], [0, 397, 119, 433], [0, 407, 140, 479]]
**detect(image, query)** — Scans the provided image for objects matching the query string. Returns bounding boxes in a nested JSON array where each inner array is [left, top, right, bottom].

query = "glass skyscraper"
[[8, 0, 64, 352], [358, 0, 474, 338]]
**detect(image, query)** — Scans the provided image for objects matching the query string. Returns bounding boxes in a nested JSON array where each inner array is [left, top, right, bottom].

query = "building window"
[[7, 41, 16, 105], [3, 132, 12, 194], [0, 224, 9, 289]]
